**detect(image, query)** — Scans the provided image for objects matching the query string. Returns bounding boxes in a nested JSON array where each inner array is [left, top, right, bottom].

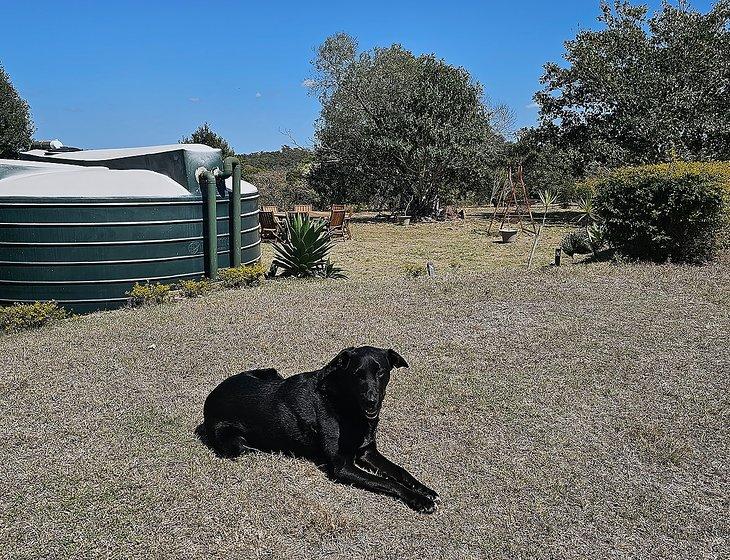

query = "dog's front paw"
[[404, 490, 437, 514], [417, 485, 440, 504]]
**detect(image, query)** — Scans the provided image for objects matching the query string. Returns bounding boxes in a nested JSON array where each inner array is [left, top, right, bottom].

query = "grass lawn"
[[1, 210, 728, 559], [262, 207, 578, 277]]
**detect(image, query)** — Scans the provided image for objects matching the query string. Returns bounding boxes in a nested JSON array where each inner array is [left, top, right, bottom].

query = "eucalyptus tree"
[[307, 34, 502, 218]]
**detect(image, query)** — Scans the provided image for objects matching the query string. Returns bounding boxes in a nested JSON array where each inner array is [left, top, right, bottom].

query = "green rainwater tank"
[[0, 152, 261, 313]]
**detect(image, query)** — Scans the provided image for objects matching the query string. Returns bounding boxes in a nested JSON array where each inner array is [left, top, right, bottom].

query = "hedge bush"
[[592, 162, 730, 263], [0, 301, 68, 334]]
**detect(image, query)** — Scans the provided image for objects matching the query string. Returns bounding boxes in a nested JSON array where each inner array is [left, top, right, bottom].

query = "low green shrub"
[[219, 263, 267, 288], [0, 301, 69, 334], [178, 278, 214, 298], [572, 181, 597, 205], [127, 282, 172, 306], [592, 161, 730, 263], [560, 230, 593, 259]]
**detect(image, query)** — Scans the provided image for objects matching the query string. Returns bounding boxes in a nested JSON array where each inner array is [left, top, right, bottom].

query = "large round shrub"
[[593, 162, 730, 263]]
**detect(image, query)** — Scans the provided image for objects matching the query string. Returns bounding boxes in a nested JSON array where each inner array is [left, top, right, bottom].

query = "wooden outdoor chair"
[[328, 209, 349, 240], [293, 204, 312, 215], [345, 206, 354, 239], [262, 205, 278, 213], [259, 210, 281, 240], [332, 204, 354, 239], [287, 210, 309, 222]]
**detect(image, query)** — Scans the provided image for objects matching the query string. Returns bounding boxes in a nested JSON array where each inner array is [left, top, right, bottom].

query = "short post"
[[225, 157, 242, 268], [554, 247, 561, 267], [198, 169, 218, 280], [426, 261, 436, 277]]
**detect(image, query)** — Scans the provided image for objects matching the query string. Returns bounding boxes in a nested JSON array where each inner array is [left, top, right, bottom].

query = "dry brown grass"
[[1, 210, 728, 559], [261, 207, 577, 278]]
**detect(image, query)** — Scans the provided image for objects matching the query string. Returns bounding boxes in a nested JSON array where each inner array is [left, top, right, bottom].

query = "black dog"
[[196, 346, 439, 513]]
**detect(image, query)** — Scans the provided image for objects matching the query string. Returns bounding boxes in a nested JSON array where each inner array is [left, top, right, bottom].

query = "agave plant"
[[321, 259, 346, 279], [272, 216, 338, 277]]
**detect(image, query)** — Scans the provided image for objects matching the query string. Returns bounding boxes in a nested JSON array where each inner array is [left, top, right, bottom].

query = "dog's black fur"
[[196, 346, 439, 513]]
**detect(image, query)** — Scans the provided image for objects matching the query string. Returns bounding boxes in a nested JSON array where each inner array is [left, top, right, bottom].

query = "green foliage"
[[536, 1, 730, 172], [509, 128, 579, 201], [237, 146, 312, 172], [592, 162, 729, 263], [178, 278, 214, 298], [249, 168, 320, 210], [272, 216, 339, 277], [180, 122, 234, 158], [0, 64, 34, 158], [219, 263, 267, 288], [127, 282, 172, 306], [0, 301, 68, 334], [573, 181, 597, 204], [308, 34, 503, 218]]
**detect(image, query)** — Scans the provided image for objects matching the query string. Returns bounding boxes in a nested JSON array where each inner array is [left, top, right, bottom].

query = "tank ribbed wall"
[[0, 192, 261, 313]]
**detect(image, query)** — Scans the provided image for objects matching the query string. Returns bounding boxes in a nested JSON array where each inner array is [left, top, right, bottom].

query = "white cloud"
[[526, 102, 539, 109], [188, 97, 201, 103], [255, 92, 262, 98], [301, 79, 316, 88]]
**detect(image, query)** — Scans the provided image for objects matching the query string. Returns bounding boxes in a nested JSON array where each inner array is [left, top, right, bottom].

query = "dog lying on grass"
[[196, 346, 439, 513]]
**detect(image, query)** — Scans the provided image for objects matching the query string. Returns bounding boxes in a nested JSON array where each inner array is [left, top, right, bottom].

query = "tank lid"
[[21, 143, 219, 161], [0, 161, 192, 198]]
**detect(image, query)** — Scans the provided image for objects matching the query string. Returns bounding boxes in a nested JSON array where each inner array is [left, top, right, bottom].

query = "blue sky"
[[0, 0, 714, 153]]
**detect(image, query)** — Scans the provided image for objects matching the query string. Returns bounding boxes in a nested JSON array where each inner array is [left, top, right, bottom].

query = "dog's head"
[[320, 346, 409, 420]]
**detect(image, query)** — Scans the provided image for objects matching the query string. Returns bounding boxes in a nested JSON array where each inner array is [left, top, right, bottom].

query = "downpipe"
[[215, 157, 242, 268], [196, 168, 219, 280]]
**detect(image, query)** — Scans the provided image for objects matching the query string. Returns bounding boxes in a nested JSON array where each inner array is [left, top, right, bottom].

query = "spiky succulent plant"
[[272, 216, 339, 277]]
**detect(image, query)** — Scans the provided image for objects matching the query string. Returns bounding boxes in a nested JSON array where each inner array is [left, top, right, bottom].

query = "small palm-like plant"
[[577, 195, 596, 225], [528, 189, 558, 268], [272, 216, 337, 277]]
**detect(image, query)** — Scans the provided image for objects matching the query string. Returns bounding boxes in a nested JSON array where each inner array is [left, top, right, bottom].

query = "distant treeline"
[[237, 146, 311, 173]]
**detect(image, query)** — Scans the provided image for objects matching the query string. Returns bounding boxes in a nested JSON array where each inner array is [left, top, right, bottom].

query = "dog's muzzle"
[[364, 408, 379, 420]]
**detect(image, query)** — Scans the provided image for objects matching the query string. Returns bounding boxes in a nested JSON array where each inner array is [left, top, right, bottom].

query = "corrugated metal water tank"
[[0, 148, 261, 313]]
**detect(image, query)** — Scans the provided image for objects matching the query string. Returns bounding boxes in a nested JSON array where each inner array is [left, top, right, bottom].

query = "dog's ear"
[[387, 349, 409, 369], [318, 347, 355, 395], [327, 346, 356, 371]]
